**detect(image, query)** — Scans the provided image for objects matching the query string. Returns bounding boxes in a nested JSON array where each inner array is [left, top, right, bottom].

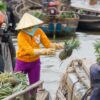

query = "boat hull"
[[77, 14, 100, 31], [78, 21, 100, 31]]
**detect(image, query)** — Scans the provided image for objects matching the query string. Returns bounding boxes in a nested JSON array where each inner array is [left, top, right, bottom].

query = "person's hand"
[[50, 43, 64, 50], [45, 48, 56, 55], [55, 43, 64, 49], [34, 48, 56, 56]]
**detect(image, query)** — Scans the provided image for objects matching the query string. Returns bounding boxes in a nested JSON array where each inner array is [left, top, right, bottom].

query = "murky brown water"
[[40, 31, 100, 100]]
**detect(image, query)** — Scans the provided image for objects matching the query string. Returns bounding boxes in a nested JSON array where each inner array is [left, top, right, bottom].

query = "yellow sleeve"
[[39, 28, 51, 48], [17, 32, 34, 55]]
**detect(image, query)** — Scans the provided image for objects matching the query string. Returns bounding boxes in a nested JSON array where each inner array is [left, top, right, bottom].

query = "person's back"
[[90, 62, 100, 100]]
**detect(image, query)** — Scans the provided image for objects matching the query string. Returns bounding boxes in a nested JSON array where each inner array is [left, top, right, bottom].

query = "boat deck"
[[71, 0, 100, 13]]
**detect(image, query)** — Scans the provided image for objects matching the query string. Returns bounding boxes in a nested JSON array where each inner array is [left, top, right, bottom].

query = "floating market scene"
[[0, 0, 100, 100]]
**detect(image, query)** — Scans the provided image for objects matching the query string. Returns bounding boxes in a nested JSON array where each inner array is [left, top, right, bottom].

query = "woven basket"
[[59, 11, 79, 24], [58, 12, 79, 33]]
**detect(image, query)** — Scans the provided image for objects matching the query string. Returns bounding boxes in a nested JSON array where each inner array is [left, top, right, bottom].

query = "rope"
[[81, 87, 92, 100], [71, 80, 79, 100]]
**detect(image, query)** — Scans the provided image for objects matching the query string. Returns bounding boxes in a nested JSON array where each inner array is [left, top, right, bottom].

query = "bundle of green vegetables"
[[59, 39, 80, 60], [32, 12, 46, 20], [93, 40, 100, 62], [0, 72, 28, 99], [60, 11, 75, 19], [0, 1, 6, 11], [0, 83, 13, 99]]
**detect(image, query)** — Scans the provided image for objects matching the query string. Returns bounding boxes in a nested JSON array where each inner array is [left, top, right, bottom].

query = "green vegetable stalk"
[[93, 40, 100, 62], [0, 1, 6, 11], [0, 72, 28, 99]]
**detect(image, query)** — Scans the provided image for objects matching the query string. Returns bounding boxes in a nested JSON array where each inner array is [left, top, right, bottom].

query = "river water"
[[39, 31, 100, 100]]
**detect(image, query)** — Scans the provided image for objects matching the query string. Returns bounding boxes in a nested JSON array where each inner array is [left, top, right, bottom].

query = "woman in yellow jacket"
[[14, 13, 63, 92]]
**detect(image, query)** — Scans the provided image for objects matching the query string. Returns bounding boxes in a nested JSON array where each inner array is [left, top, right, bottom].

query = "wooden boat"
[[40, 11, 79, 37], [56, 59, 91, 100], [71, 0, 100, 31], [77, 12, 100, 31]]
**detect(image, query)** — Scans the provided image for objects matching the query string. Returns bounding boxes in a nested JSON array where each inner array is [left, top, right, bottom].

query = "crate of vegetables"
[[32, 11, 50, 23], [0, 72, 43, 100], [59, 11, 79, 22], [57, 11, 79, 33]]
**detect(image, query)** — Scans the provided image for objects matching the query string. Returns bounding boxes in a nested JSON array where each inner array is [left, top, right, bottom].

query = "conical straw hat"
[[16, 13, 43, 30]]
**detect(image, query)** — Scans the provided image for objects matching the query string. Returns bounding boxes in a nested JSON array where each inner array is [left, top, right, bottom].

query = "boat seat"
[[56, 22, 62, 34], [48, 22, 54, 33]]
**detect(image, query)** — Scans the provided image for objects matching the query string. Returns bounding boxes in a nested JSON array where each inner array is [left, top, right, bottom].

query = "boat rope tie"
[[71, 79, 80, 100], [81, 87, 92, 100]]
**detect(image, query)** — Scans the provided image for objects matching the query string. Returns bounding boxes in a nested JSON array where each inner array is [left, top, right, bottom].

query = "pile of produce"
[[32, 12, 47, 20], [0, 72, 28, 99], [93, 40, 100, 62], [59, 39, 80, 60], [0, 1, 6, 11], [78, 9, 85, 15], [60, 11, 75, 19]]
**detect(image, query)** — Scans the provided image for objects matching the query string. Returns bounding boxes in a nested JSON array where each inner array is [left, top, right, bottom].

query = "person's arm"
[[17, 32, 34, 55], [39, 28, 64, 49], [18, 32, 55, 56], [50, 43, 64, 49], [34, 48, 55, 56]]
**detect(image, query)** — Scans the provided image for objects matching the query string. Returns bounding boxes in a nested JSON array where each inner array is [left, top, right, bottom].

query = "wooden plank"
[[73, 62, 90, 88], [56, 59, 91, 100], [79, 19, 100, 22], [66, 73, 87, 100], [65, 59, 90, 100], [56, 90, 66, 100]]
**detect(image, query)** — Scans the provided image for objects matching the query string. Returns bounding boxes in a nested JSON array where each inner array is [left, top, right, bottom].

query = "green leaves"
[[0, 72, 28, 99], [0, 1, 6, 11], [32, 12, 46, 20], [93, 40, 100, 62], [60, 11, 75, 19], [64, 38, 80, 51], [93, 40, 100, 54], [59, 39, 80, 60]]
